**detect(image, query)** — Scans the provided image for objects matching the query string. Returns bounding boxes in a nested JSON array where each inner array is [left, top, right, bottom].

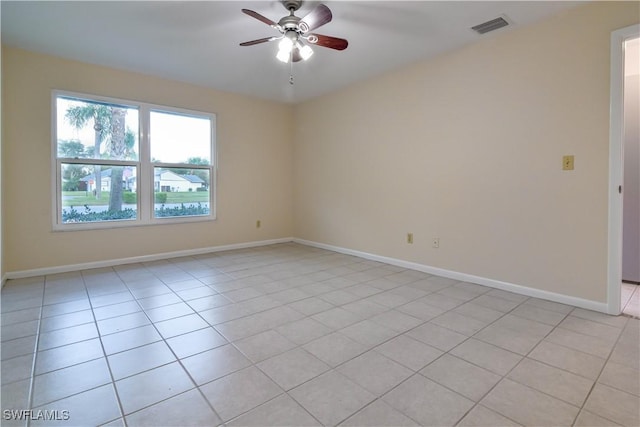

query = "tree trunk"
[[108, 167, 124, 212], [108, 108, 127, 212], [93, 127, 102, 199]]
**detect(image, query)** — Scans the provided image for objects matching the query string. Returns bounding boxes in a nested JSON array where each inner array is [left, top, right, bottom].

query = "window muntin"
[[53, 91, 216, 229]]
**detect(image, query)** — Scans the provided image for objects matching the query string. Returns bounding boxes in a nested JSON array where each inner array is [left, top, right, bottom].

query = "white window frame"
[[52, 90, 217, 231]]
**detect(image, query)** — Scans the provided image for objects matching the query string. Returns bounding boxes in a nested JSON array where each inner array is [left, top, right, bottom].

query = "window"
[[53, 91, 216, 230]]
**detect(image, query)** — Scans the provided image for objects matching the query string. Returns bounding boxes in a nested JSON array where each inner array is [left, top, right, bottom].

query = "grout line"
[[434, 295, 537, 426], [107, 248, 411, 423], [111, 262, 226, 425], [573, 317, 637, 426], [3, 243, 638, 427], [23, 278, 46, 427], [82, 267, 128, 427]]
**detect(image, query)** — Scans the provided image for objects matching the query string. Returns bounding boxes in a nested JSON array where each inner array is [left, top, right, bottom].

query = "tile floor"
[[1, 243, 638, 427], [621, 283, 639, 318]]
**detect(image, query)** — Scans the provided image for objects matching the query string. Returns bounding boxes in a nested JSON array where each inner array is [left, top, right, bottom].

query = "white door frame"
[[608, 24, 640, 315]]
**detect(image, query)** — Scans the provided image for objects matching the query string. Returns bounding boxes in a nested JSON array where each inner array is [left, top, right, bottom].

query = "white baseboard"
[[294, 238, 609, 314], [4, 237, 294, 281], [3, 236, 610, 314]]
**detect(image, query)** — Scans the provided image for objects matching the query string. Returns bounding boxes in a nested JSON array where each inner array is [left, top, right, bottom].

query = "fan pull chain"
[[289, 52, 294, 85]]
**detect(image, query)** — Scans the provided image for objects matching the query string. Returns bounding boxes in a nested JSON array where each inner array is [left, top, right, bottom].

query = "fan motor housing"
[[278, 14, 301, 31]]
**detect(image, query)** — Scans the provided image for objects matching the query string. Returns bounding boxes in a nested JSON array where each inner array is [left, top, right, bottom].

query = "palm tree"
[[65, 103, 132, 213], [107, 107, 127, 212], [65, 104, 110, 199]]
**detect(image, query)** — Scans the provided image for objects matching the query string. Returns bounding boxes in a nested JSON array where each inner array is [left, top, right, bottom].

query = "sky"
[[57, 97, 212, 164]]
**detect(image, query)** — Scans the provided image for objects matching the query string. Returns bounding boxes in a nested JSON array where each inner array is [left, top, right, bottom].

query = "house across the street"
[[80, 168, 205, 192], [154, 169, 205, 192]]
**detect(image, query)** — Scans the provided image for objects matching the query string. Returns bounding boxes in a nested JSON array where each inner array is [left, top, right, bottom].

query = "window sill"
[[52, 214, 217, 232]]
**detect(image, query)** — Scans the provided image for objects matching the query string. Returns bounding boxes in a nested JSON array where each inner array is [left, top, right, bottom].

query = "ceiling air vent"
[[471, 17, 509, 34]]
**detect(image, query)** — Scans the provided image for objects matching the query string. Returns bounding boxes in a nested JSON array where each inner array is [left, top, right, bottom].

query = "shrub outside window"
[[53, 91, 216, 230]]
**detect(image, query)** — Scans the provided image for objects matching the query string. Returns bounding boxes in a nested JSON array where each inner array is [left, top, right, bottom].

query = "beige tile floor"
[[1, 243, 638, 426], [621, 283, 639, 318]]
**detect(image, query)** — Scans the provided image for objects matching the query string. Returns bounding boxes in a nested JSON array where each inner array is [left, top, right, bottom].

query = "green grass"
[[162, 191, 209, 203], [62, 191, 209, 206], [62, 191, 110, 206]]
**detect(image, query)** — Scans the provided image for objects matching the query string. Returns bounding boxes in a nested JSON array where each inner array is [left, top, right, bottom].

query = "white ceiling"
[[1, 1, 583, 104]]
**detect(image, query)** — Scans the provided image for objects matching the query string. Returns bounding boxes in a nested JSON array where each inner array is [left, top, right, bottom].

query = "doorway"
[[608, 25, 640, 315], [621, 37, 639, 318]]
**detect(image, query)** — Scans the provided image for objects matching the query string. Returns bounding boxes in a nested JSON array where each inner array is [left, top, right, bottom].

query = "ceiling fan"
[[239, 0, 348, 63]]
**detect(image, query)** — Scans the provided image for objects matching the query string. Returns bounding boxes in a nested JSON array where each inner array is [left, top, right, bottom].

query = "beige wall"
[[2, 47, 294, 273], [294, 2, 640, 303], [3, 2, 638, 305]]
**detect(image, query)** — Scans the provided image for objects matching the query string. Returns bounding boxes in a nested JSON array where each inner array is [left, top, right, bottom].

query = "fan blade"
[[307, 34, 348, 50], [299, 4, 332, 33], [239, 36, 279, 46], [241, 9, 278, 28]]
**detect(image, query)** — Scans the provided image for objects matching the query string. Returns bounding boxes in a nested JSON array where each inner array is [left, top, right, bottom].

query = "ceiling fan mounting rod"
[[282, 0, 302, 13]]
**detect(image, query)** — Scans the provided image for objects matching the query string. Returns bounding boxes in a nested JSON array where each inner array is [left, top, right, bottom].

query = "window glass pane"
[[61, 164, 137, 223], [153, 167, 210, 218], [57, 97, 139, 161], [150, 111, 211, 164]]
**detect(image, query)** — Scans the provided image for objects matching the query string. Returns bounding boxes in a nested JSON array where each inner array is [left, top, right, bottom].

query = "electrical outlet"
[[407, 233, 413, 244], [432, 238, 440, 248], [256, 220, 261, 228], [562, 155, 574, 171]]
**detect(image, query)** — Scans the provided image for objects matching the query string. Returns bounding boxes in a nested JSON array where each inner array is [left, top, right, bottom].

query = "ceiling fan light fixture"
[[298, 42, 314, 60], [276, 35, 294, 62], [280, 33, 296, 49], [276, 46, 291, 62]]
